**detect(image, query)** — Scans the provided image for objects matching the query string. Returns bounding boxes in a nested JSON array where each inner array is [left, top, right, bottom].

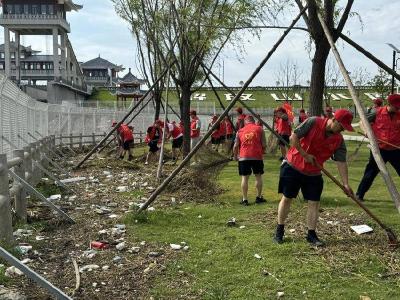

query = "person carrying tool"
[[356, 94, 400, 201], [145, 119, 163, 165], [233, 115, 267, 206], [273, 109, 354, 246], [275, 107, 291, 161], [166, 120, 183, 162], [112, 121, 134, 160], [224, 115, 235, 154]]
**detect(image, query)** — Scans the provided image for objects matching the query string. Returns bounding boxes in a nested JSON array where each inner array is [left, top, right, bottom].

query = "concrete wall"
[[47, 82, 87, 104], [24, 86, 48, 102]]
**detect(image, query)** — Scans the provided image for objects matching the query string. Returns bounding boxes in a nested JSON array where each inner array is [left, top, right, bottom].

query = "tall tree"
[[294, 0, 355, 115], [114, 0, 274, 155]]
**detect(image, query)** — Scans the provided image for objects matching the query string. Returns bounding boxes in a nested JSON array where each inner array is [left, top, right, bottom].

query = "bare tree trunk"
[[154, 91, 162, 120], [309, 44, 330, 116], [180, 85, 191, 156]]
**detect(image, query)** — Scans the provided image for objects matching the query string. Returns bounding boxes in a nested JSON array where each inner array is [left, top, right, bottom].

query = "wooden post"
[[69, 133, 73, 150], [92, 133, 96, 145], [0, 154, 15, 245], [317, 12, 400, 212], [139, 131, 143, 144], [13, 149, 26, 222]]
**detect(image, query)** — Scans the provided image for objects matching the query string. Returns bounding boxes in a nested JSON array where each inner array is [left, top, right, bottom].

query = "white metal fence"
[[0, 74, 158, 159]]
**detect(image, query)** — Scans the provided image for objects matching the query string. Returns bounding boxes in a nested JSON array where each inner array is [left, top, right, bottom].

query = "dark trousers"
[[356, 149, 400, 199]]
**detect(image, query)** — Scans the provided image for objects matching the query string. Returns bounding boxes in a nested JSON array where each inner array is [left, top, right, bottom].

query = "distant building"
[[116, 68, 146, 105], [0, 0, 85, 88], [80, 55, 124, 89]]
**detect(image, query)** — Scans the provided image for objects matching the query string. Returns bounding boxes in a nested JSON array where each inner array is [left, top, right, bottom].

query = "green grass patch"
[[126, 141, 400, 298]]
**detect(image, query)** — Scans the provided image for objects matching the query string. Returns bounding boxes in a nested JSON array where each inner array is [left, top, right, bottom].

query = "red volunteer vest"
[[218, 121, 226, 136], [119, 124, 133, 142], [372, 107, 400, 150], [286, 117, 343, 175], [238, 123, 264, 160], [146, 126, 162, 143], [276, 117, 291, 135], [210, 121, 220, 138], [170, 123, 182, 139], [225, 120, 233, 135], [190, 117, 200, 138]]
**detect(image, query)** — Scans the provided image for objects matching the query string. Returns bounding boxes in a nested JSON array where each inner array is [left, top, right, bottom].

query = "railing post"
[[140, 131, 142, 143], [79, 133, 83, 150], [31, 142, 40, 185], [13, 149, 26, 222], [92, 132, 96, 145], [0, 154, 15, 245]]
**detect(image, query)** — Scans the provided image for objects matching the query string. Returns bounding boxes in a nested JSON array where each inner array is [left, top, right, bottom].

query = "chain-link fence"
[[0, 74, 158, 159]]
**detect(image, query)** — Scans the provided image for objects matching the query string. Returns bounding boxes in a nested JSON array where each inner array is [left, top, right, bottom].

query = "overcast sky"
[[1, 0, 399, 87]]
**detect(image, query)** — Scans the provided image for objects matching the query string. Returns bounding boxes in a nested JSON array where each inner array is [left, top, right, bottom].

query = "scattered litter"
[[5, 266, 23, 277], [359, 296, 371, 300], [148, 207, 155, 212], [102, 265, 110, 271], [107, 202, 118, 208], [95, 207, 112, 215], [13, 229, 33, 237], [289, 229, 296, 233], [69, 195, 77, 201], [254, 254, 262, 260], [115, 224, 126, 230], [198, 215, 202, 219], [277, 291, 284, 298], [16, 245, 32, 255], [116, 242, 126, 251], [140, 241, 146, 246], [98, 229, 108, 235], [170, 244, 182, 250], [80, 265, 100, 272], [83, 249, 97, 259], [21, 258, 32, 264], [227, 217, 236, 227], [130, 247, 140, 253], [48, 194, 61, 201], [351, 225, 373, 235], [60, 177, 86, 184], [109, 214, 119, 219], [92, 282, 98, 288], [183, 246, 189, 251], [113, 256, 122, 263], [103, 171, 111, 176], [171, 197, 176, 204], [116, 186, 128, 192], [90, 241, 110, 250], [239, 225, 246, 229], [327, 221, 340, 226], [148, 251, 162, 257]]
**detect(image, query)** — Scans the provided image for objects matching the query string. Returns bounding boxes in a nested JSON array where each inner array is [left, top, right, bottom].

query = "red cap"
[[387, 94, 400, 109], [189, 110, 197, 116], [111, 120, 117, 127], [236, 107, 243, 114], [373, 98, 383, 107], [334, 109, 354, 131]]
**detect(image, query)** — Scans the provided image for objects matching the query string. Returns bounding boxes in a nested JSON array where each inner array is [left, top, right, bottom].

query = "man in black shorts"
[[274, 109, 354, 246], [233, 115, 267, 205], [167, 120, 183, 161]]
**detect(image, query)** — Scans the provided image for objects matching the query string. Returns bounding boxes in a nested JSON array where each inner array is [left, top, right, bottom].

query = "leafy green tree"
[[370, 68, 392, 98]]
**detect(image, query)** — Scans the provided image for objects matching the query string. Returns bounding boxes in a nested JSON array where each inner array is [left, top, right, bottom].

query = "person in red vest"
[[112, 121, 134, 160], [274, 109, 354, 246], [166, 120, 183, 161], [223, 115, 235, 154], [190, 110, 201, 148], [367, 98, 384, 113], [208, 115, 221, 151], [235, 107, 246, 131], [298, 108, 308, 124], [145, 119, 163, 165], [233, 115, 267, 206], [218, 115, 227, 150], [275, 107, 292, 161], [356, 94, 400, 201]]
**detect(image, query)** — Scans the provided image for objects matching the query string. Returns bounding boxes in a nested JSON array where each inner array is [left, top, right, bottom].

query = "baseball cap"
[[334, 109, 354, 131], [387, 94, 400, 109]]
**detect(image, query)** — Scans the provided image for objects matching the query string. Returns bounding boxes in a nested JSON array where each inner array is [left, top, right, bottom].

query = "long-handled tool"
[[356, 131, 400, 150], [316, 162, 398, 248]]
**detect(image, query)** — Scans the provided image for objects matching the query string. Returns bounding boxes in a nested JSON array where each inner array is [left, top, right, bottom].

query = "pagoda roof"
[[0, 42, 41, 54], [81, 55, 124, 71], [118, 68, 146, 85]]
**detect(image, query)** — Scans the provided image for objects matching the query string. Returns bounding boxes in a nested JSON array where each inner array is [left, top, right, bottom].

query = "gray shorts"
[[191, 136, 201, 149]]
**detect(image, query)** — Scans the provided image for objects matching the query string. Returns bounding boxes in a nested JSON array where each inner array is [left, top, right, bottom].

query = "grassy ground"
[[125, 140, 400, 299]]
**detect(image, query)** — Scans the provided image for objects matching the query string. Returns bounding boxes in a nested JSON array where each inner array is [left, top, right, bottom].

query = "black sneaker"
[[306, 233, 325, 247], [128, 156, 133, 161], [240, 199, 249, 206], [273, 232, 284, 244], [278, 156, 284, 161], [255, 196, 267, 204], [355, 194, 364, 202]]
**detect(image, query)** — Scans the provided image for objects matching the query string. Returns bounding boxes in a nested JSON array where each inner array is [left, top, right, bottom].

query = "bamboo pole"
[[317, 11, 400, 212], [74, 62, 175, 169], [156, 70, 171, 180], [138, 5, 308, 212]]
